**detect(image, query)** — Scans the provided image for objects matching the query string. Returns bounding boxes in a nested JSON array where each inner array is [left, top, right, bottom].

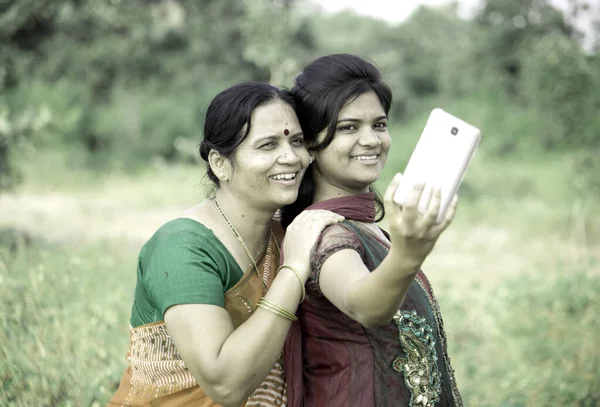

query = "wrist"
[[279, 261, 310, 282], [387, 247, 422, 275], [277, 265, 307, 302]]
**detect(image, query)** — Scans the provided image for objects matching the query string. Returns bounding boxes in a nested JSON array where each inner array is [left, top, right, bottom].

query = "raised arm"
[[164, 210, 343, 407], [319, 173, 458, 328]]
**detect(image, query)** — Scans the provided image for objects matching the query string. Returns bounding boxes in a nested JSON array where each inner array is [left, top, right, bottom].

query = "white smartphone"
[[393, 108, 481, 223]]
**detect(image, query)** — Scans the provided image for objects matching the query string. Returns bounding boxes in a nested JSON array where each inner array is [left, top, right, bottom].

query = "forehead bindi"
[[245, 101, 300, 142]]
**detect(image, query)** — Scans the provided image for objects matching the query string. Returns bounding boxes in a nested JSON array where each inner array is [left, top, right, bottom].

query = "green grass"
[[1, 239, 136, 406], [445, 258, 600, 407], [2, 226, 598, 406]]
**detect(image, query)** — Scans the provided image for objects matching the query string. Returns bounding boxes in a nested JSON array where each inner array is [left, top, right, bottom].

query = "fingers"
[[312, 214, 345, 232], [418, 185, 441, 229], [383, 173, 403, 205], [308, 209, 345, 227], [290, 209, 344, 230], [402, 182, 426, 226], [429, 194, 458, 236]]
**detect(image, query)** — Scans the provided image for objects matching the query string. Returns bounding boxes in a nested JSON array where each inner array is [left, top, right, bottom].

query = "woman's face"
[[313, 90, 391, 195], [226, 100, 309, 210]]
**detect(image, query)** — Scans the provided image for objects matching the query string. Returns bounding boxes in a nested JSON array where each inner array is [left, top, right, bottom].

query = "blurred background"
[[1, 0, 599, 405]]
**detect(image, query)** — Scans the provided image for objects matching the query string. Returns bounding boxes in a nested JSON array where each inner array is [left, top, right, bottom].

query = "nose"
[[278, 145, 301, 165], [358, 129, 382, 147]]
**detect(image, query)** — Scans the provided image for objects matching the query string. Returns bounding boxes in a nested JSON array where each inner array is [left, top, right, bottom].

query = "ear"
[[208, 150, 232, 182]]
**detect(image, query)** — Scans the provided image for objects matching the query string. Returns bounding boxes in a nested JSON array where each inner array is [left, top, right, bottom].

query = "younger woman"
[[281, 55, 463, 407]]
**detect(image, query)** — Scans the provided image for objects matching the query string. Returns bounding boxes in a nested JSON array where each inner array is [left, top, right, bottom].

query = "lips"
[[351, 154, 380, 161], [269, 172, 297, 181]]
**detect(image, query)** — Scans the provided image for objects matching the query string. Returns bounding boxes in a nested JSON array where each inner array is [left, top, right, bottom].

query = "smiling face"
[[312, 90, 391, 197], [223, 99, 309, 210]]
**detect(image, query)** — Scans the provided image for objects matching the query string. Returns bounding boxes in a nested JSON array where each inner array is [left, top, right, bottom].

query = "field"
[[1, 121, 600, 406]]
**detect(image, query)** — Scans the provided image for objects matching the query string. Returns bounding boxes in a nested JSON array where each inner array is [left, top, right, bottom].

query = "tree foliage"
[[0, 0, 599, 192]]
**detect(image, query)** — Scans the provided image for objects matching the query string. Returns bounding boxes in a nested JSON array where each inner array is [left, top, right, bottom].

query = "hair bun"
[[199, 140, 211, 161]]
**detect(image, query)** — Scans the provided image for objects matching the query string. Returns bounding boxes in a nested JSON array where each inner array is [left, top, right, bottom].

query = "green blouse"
[[129, 218, 243, 328]]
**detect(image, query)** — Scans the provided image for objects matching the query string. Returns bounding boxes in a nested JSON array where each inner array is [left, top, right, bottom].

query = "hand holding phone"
[[393, 108, 481, 223]]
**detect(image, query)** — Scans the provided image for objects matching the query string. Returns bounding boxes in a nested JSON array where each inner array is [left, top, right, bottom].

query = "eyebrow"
[[252, 131, 304, 145], [337, 115, 388, 123]]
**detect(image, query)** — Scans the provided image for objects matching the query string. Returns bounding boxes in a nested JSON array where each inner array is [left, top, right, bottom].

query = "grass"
[[1, 239, 136, 406], [2, 97, 600, 405], [445, 258, 600, 407], [2, 216, 598, 406]]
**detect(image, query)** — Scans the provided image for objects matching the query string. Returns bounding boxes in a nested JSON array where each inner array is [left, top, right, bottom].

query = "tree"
[[239, 0, 316, 85]]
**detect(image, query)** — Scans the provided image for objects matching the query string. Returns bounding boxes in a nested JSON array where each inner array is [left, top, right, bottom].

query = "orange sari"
[[108, 225, 287, 407]]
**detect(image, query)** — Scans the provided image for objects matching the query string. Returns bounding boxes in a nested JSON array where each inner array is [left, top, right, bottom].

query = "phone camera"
[[451, 127, 459, 135]]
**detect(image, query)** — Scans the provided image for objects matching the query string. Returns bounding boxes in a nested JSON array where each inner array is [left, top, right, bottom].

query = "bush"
[[3, 78, 231, 172]]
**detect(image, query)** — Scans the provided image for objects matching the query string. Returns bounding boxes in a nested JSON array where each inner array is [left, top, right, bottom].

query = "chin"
[[354, 175, 380, 187], [271, 192, 299, 208]]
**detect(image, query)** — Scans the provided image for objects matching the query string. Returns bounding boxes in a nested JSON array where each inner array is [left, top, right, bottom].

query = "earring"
[[308, 156, 313, 165]]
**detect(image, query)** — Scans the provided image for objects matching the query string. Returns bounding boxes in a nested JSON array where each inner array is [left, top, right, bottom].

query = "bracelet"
[[277, 264, 306, 303], [257, 298, 298, 322]]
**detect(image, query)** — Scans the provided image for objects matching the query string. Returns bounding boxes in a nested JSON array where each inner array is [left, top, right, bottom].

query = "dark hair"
[[199, 81, 296, 192], [280, 54, 393, 228]]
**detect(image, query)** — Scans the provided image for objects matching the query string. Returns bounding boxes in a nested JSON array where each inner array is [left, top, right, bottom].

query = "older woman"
[[108, 81, 343, 407]]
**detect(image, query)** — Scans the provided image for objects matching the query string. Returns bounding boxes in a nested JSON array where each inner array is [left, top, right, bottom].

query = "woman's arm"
[[319, 174, 457, 328], [318, 247, 419, 327], [165, 210, 343, 407], [165, 267, 301, 406]]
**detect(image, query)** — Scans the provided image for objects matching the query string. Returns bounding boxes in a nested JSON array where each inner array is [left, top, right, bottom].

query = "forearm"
[[345, 249, 420, 327], [200, 269, 303, 404]]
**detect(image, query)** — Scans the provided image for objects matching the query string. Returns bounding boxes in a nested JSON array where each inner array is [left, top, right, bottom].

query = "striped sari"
[[107, 230, 287, 407]]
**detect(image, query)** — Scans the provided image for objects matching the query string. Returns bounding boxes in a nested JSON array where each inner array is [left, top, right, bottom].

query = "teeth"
[[353, 155, 378, 161], [271, 173, 296, 180]]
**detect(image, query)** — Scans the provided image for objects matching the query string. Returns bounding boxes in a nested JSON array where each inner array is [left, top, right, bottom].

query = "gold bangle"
[[277, 264, 306, 303], [259, 298, 298, 321], [257, 298, 298, 322], [257, 301, 297, 322]]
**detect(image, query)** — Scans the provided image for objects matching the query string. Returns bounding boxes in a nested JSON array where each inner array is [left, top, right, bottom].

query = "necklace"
[[213, 198, 272, 290]]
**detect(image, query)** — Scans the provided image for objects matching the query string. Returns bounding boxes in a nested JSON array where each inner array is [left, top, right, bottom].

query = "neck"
[[305, 184, 377, 224], [213, 189, 274, 250], [312, 179, 370, 205]]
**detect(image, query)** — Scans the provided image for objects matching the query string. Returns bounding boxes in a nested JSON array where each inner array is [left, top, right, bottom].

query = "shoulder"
[[154, 217, 213, 238], [311, 221, 365, 269], [139, 218, 229, 266], [317, 221, 362, 247], [148, 218, 217, 246]]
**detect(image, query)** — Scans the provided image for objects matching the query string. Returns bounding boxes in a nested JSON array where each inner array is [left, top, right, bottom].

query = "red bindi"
[[284, 129, 289, 136]]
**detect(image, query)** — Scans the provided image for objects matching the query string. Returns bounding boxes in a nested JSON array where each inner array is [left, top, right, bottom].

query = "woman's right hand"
[[384, 173, 458, 268], [282, 210, 345, 281]]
